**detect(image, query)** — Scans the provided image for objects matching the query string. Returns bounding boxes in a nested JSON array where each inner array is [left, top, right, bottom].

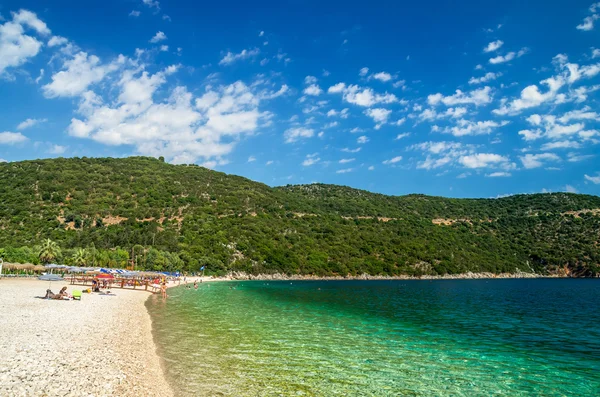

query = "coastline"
[[220, 271, 568, 281], [0, 278, 173, 397]]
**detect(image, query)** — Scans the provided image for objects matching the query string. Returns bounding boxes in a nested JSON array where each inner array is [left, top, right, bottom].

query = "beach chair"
[[72, 290, 82, 301]]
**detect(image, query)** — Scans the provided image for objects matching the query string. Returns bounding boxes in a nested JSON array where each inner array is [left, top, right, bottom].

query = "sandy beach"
[[0, 278, 174, 397]]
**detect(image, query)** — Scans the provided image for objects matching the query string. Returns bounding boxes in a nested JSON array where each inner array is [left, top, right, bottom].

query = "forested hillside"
[[0, 157, 599, 276]]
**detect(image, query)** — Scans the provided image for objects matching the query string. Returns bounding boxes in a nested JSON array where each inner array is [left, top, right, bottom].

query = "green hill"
[[1, 157, 599, 277]]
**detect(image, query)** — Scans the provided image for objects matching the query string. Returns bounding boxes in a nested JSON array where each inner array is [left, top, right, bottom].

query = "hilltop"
[[0, 157, 599, 277]]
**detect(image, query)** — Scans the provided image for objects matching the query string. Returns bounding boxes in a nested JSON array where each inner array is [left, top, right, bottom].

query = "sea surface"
[[146, 279, 600, 396]]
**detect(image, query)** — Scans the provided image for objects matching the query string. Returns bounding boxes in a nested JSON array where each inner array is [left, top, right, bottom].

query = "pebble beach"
[[0, 278, 173, 397]]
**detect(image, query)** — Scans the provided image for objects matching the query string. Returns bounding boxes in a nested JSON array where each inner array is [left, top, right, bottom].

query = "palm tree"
[[38, 239, 61, 264], [72, 248, 87, 266]]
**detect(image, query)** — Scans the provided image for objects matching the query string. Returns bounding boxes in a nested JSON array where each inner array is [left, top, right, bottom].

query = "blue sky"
[[1, 0, 599, 198]]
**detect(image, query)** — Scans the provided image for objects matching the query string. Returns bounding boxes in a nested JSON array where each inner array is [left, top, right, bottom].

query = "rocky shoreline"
[[224, 271, 565, 281]]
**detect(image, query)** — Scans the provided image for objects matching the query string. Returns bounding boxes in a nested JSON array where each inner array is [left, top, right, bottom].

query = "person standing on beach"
[[194, 281, 198, 290], [160, 283, 167, 299]]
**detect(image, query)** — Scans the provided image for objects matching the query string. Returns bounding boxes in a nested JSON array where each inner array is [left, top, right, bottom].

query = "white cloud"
[[395, 132, 410, 140], [304, 75, 318, 84], [364, 108, 392, 128], [47, 35, 68, 47], [520, 153, 560, 169], [382, 156, 402, 164], [219, 48, 260, 65], [440, 119, 509, 137], [341, 147, 361, 153], [483, 40, 504, 53], [418, 107, 468, 122], [0, 10, 49, 76], [327, 108, 349, 118], [371, 72, 393, 82], [339, 158, 355, 164], [577, 15, 599, 31], [285, 127, 314, 143], [129, 10, 141, 17], [359, 67, 369, 77], [160, 45, 169, 52], [338, 85, 398, 107], [162, 15, 171, 22], [303, 84, 323, 96], [541, 140, 582, 150], [68, 78, 269, 164], [427, 86, 492, 107], [593, 48, 600, 59], [47, 144, 66, 154], [486, 172, 511, 177], [266, 160, 273, 166], [517, 111, 598, 142], [149, 31, 167, 43], [336, 168, 354, 174], [247, 156, 256, 162], [17, 117, 47, 130], [0, 131, 28, 144], [43, 52, 125, 98], [357, 135, 369, 144], [142, 0, 160, 9], [368, 166, 375, 171], [459, 153, 512, 169], [35, 68, 44, 84], [327, 82, 346, 94], [584, 173, 600, 184], [469, 72, 501, 85], [302, 153, 320, 166], [489, 48, 528, 64], [12, 9, 50, 35]]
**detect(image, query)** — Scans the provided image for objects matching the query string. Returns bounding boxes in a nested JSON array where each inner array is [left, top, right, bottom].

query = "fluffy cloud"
[[437, 119, 509, 137], [494, 54, 600, 115], [364, 108, 392, 128], [47, 144, 67, 154], [17, 117, 47, 130], [129, 10, 141, 17], [303, 84, 323, 96], [359, 67, 369, 77], [327, 108, 349, 118], [427, 86, 492, 107], [327, 82, 346, 94], [339, 158, 355, 164], [520, 153, 561, 169], [219, 48, 260, 65], [469, 72, 501, 85], [371, 72, 393, 82], [382, 156, 402, 164], [48, 35, 68, 47], [483, 40, 503, 53], [0, 10, 49, 76], [334, 85, 398, 107], [357, 135, 369, 144], [142, 0, 160, 9], [517, 111, 598, 143], [459, 153, 513, 169], [489, 48, 528, 64], [417, 107, 467, 121], [0, 131, 28, 144], [336, 168, 354, 174], [576, 3, 600, 31], [486, 172, 511, 177], [304, 75, 318, 84], [284, 127, 314, 143], [149, 31, 167, 43], [43, 52, 125, 97], [68, 70, 272, 164]]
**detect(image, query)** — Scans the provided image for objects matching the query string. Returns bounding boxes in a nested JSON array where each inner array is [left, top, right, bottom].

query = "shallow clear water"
[[146, 279, 600, 396]]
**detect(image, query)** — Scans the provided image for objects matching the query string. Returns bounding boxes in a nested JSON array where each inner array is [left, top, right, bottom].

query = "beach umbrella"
[[96, 273, 115, 279], [39, 273, 65, 291]]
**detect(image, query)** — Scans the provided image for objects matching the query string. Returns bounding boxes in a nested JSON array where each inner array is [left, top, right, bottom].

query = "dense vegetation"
[[0, 157, 598, 277]]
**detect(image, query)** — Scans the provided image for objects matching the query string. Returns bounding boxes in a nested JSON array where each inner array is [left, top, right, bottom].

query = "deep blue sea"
[[146, 279, 600, 396]]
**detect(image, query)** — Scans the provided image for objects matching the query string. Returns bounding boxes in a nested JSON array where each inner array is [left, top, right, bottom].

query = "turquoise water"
[[146, 279, 600, 396]]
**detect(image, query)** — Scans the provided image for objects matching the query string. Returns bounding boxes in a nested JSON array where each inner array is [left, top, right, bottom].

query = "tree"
[[72, 248, 87, 266], [38, 239, 62, 264]]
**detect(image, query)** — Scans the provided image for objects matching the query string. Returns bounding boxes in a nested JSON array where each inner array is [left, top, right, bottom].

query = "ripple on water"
[[147, 279, 600, 396]]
